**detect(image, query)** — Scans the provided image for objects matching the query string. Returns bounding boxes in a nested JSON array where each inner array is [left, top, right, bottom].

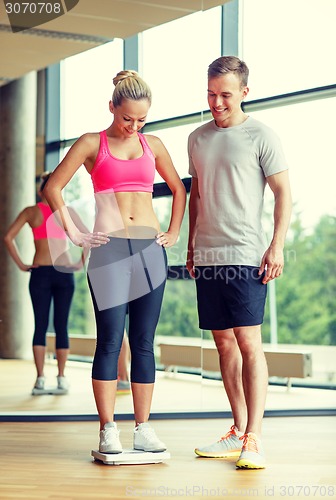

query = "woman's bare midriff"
[[93, 191, 160, 238], [32, 239, 73, 267]]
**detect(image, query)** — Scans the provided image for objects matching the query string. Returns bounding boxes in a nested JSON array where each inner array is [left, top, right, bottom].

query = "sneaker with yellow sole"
[[117, 379, 131, 394], [194, 425, 243, 458], [236, 432, 266, 469]]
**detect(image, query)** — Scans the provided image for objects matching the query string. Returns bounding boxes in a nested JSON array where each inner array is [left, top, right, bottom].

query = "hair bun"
[[113, 70, 139, 86], [111, 69, 152, 107]]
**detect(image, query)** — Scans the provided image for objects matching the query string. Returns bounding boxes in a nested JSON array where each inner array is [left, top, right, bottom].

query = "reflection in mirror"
[[152, 194, 202, 413], [198, 0, 336, 418], [250, 97, 336, 398], [5, 1, 335, 421], [154, 279, 202, 413]]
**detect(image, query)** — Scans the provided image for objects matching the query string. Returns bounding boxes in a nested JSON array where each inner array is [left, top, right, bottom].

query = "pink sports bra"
[[90, 130, 156, 194], [32, 203, 67, 240]]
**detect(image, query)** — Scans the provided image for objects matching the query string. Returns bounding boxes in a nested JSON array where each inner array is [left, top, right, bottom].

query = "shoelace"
[[239, 433, 259, 453], [219, 425, 237, 442], [104, 426, 119, 437], [137, 426, 156, 438]]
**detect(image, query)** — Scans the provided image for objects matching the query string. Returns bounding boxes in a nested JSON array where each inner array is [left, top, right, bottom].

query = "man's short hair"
[[208, 56, 249, 87]]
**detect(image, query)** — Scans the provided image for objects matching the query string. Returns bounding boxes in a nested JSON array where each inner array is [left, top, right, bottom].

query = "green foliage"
[[68, 270, 95, 336], [275, 213, 336, 345], [156, 279, 200, 338]]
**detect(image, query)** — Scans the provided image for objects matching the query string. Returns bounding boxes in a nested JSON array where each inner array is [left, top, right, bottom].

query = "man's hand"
[[186, 248, 196, 278], [259, 244, 284, 284]]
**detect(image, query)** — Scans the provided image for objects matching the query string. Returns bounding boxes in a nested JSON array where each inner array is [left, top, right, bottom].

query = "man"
[[187, 56, 292, 469]]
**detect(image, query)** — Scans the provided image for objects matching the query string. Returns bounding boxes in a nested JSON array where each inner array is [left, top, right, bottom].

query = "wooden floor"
[[1, 416, 336, 500], [0, 360, 336, 500], [0, 360, 336, 499]]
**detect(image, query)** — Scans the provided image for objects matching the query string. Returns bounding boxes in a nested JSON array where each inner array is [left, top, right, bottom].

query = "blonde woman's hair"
[[208, 56, 249, 88], [112, 70, 152, 107]]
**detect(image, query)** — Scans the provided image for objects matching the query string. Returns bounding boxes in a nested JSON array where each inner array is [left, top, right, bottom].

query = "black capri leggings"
[[87, 237, 167, 383], [29, 266, 75, 349]]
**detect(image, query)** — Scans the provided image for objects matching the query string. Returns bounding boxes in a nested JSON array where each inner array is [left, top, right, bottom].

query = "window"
[[142, 8, 221, 121], [61, 39, 123, 139], [241, 0, 336, 100], [149, 120, 209, 181], [54, 2, 336, 400], [250, 98, 336, 230]]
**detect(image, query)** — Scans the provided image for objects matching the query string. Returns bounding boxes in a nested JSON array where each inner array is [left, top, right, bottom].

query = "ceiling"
[[0, 0, 229, 87]]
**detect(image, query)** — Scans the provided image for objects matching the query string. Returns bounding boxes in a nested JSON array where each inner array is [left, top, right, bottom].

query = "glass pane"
[[151, 121, 207, 181], [153, 194, 190, 267], [250, 97, 336, 390], [142, 8, 221, 121], [241, 0, 336, 100], [57, 147, 95, 337], [61, 39, 124, 139], [153, 279, 202, 413], [199, 97, 336, 412], [250, 98, 336, 232], [60, 147, 95, 230]]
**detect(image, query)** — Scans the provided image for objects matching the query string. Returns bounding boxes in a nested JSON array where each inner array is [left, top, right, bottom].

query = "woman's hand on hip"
[[68, 231, 110, 249], [155, 231, 178, 248]]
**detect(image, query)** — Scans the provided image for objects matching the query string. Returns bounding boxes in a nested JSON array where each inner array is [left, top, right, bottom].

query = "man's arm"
[[259, 170, 292, 284], [186, 177, 200, 278]]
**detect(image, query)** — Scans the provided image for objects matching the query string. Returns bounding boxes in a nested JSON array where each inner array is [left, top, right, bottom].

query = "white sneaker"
[[99, 422, 123, 454], [133, 423, 167, 452], [57, 376, 69, 392], [32, 376, 45, 395]]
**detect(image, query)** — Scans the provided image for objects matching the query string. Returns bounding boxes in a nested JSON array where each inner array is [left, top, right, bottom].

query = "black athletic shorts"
[[194, 265, 267, 331]]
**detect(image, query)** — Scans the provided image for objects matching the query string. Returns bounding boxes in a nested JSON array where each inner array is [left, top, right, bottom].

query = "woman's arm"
[[147, 135, 186, 247], [43, 134, 109, 248], [4, 207, 36, 271]]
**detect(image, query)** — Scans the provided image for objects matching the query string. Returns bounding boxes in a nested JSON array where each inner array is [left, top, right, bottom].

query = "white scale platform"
[[91, 449, 171, 465], [31, 387, 68, 396]]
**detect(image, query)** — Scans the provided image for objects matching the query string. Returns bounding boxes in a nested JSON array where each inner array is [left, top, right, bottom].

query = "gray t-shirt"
[[188, 116, 288, 266]]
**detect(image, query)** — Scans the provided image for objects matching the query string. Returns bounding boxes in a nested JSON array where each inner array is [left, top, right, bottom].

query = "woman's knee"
[[32, 331, 47, 346], [55, 336, 69, 350], [130, 357, 155, 383]]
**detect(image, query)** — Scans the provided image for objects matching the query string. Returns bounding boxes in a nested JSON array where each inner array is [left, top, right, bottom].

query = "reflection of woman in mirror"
[[117, 330, 131, 393], [44, 70, 186, 454], [4, 173, 76, 395]]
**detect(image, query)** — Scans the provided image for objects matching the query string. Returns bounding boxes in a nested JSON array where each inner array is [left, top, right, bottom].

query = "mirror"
[[3, 0, 335, 419]]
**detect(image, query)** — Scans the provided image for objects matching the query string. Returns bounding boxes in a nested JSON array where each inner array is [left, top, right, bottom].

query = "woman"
[[44, 70, 186, 453], [4, 173, 75, 395]]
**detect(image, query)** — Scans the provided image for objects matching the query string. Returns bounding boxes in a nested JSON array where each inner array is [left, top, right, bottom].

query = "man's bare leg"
[[234, 325, 268, 437], [212, 329, 247, 433]]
